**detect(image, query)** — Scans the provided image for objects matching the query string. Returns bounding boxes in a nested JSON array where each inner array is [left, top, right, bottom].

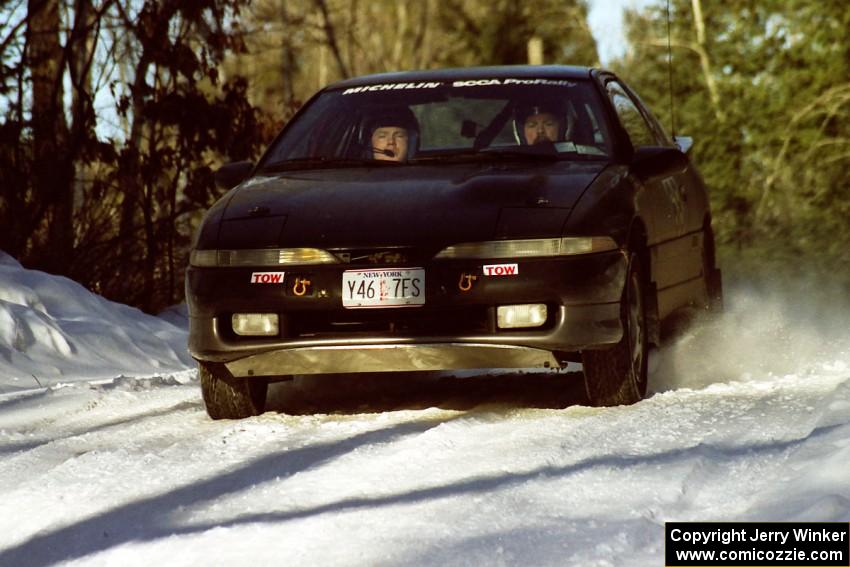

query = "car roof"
[[327, 65, 600, 90]]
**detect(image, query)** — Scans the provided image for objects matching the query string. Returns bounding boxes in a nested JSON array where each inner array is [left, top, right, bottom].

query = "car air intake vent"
[[288, 306, 492, 338], [329, 247, 426, 266]]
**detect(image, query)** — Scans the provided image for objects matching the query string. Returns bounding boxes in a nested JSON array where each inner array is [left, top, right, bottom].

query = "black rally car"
[[187, 65, 722, 419]]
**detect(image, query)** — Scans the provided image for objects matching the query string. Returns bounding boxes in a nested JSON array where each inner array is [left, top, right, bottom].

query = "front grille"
[[286, 306, 492, 338]]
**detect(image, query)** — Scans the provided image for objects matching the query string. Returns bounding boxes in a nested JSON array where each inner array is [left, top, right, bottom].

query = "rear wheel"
[[582, 252, 647, 406], [199, 361, 268, 419]]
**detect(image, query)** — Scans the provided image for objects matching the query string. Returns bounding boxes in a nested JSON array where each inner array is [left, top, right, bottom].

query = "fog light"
[[497, 304, 548, 329], [232, 313, 279, 336]]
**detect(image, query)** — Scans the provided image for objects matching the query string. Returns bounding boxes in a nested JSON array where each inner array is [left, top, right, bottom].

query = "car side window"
[[605, 81, 658, 148], [635, 98, 675, 147]]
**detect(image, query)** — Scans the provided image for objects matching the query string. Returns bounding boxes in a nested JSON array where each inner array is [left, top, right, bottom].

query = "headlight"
[[433, 237, 618, 259], [190, 248, 339, 267]]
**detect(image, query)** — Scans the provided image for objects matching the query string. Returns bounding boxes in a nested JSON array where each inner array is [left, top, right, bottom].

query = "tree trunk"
[[412, 0, 432, 69], [314, 0, 350, 79], [690, 0, 725, 124], [26, 0, 74, 274]]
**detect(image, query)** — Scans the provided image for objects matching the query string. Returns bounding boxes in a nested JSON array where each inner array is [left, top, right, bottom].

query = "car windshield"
[[258, 78, 614, 170]]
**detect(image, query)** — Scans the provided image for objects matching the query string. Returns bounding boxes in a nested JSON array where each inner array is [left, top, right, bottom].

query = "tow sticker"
[[250, 271, 286, 284], [483, 263, 519, 276]]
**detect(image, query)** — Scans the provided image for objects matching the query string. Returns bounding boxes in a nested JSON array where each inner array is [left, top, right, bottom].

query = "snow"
[[1, 251, 849, 566], [0, 251, 191, 391]]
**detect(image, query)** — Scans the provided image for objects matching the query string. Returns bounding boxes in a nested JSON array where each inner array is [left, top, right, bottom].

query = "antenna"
[[666, 0, 676, 137]]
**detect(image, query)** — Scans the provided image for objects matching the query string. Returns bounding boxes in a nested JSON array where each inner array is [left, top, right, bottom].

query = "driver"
[[368, 106, 420, 162]]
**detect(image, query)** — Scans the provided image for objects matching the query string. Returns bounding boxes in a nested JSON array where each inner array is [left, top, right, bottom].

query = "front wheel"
[[199, 361, 268, 419], [582, 252, 648, 407]]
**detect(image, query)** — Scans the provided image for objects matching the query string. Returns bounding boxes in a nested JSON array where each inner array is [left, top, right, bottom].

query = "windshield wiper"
[[260, 156, 401, 172], [477, 146, 561, 160], [410, 145, 563, 164], [410, 144, 608, 164]]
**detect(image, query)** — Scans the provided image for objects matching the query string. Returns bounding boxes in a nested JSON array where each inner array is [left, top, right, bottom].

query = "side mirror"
[[632, 146, 689, 179], [214, 160, 254, 189], [673, 135, 693, 154]]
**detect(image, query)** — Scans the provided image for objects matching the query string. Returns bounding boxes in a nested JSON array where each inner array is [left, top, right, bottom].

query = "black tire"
[[703, 224, 724, 313], [582, 252, 647, 407], [199, 361, 268, 419]]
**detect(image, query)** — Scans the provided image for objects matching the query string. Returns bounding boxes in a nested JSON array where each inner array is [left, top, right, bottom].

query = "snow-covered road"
[[2, 366, 848, 566], [1, 252, 849, 566]]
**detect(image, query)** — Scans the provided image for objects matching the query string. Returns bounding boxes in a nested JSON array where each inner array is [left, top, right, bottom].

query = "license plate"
[[342, 268, 425, 308]]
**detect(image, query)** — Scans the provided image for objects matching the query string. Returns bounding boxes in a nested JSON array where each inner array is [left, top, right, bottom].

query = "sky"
[[587, 0, 660, 64]]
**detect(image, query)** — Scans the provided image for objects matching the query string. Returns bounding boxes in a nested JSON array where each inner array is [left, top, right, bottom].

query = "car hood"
[[213, 161, 607, 249]]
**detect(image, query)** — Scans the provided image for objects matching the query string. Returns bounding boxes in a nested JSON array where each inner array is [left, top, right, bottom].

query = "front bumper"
[[186, 250, 627, 376], [224, 343, 561, 377]]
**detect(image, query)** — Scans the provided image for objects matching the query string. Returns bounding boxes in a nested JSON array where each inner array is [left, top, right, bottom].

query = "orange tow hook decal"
[[293, 277, 311, 296], [458, 273, 478, 292]]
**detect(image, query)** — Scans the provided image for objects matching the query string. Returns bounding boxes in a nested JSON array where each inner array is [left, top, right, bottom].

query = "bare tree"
[[26, 0, 73, 271]]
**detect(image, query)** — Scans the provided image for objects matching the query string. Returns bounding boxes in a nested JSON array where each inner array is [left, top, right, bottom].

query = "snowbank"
[[0, 251, 192, 392]]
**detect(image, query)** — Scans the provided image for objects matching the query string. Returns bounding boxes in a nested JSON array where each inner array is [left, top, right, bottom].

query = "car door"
[[602, 78, 701, 305]]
